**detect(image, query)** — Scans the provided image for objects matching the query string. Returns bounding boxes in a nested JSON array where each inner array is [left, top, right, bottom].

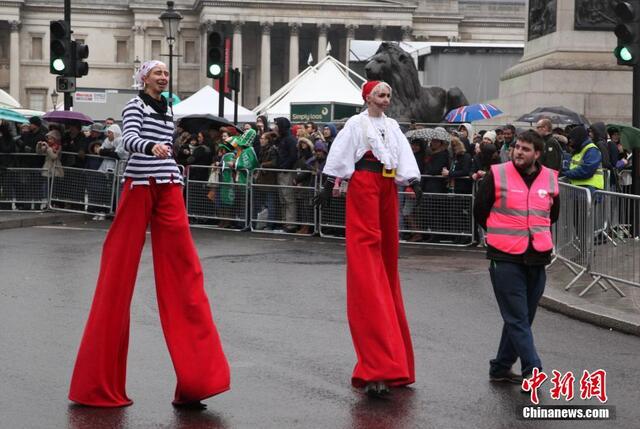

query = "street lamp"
[[132, 56, 141, 89], [50, 90, 59, 111], [159, 1, 182, 107]]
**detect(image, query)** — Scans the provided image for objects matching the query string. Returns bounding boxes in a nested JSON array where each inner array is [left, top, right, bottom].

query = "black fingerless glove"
[[313, 175, 336, 208]]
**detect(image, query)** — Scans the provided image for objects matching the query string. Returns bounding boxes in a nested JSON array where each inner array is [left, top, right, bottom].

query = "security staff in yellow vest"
[[474, 130, 560, 387], [562, 125, 604, 191]]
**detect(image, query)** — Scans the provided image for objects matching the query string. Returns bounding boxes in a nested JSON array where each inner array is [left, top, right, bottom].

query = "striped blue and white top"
[[121, 96, 183, 186]]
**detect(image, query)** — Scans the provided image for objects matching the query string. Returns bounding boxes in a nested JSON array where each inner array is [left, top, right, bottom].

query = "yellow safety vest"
[[569, 143, 604, 189]]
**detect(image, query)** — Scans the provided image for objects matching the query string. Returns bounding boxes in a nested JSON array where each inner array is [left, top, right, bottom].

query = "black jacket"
[[540, 133, 564, 171], [449, 152, 473, 194], [274, 117, 297, 170], [473, 162, 560, 266], [422, 150, 450, 193]]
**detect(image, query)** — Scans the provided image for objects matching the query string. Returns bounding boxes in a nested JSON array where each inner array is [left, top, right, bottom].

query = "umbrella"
[[607, 123, 640, 151], [161, 91, 181, 105], [0, 107, 29, 124], [516, 106, 589, 126], [405, 127, 451, 143], [42, 110, 93, 125], [444, 103, 503, 123], [178, 114, 242, 134]]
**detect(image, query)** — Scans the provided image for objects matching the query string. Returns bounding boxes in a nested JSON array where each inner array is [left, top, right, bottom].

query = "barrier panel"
[[249, 168, 318, 235], [0, 154, 48, 211], [551, 182, 596, 291], [185, 165, 249, 230], [584, 190, 640, 295], [49, 154, 118, 215]]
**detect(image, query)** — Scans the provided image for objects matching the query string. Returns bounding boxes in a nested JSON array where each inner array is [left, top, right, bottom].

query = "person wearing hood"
[[322, 123, 338, 149], [458, 123, 474, 154], [274, 117, 299, 233], [314, 80, 422, 397], [99, 124, 124, 174], [562, 125, 604, 192], [589, 122, 618, 187]]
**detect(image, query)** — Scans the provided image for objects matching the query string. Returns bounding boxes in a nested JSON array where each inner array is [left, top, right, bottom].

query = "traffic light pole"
[[218, 80, 225, 119], [633, 65, 640, 233], [64, 0, 72, 111]]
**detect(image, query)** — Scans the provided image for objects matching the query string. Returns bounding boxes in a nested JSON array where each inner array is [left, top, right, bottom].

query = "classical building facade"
[[0, 0, 525, 111]]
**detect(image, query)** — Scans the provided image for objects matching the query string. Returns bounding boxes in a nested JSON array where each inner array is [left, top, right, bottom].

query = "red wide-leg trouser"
[[69, 179, 230, 407], [346, 170, 415, 388]]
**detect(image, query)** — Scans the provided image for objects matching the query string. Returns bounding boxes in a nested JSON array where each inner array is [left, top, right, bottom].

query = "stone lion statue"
[[364, 42, 468, 123]]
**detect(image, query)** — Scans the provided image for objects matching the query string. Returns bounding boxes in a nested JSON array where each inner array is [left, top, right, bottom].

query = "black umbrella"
[[516, 106, 589, 126], [177, 114, 243, 134]]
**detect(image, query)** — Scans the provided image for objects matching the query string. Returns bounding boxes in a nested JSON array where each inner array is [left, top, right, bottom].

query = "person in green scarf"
[[231, 128, 259, 184]]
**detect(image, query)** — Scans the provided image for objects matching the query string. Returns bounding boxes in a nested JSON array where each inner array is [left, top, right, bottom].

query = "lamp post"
[[159, 1, 182, 108], [132, 56, 141, 89], [50, 90, 59, 111]]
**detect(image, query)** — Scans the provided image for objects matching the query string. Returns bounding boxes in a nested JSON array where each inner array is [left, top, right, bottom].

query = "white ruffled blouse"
[[323, 110, 420, 185]]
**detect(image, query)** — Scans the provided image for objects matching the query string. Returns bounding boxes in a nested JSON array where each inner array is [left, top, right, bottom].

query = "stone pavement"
[[2, 211, 638, 337]]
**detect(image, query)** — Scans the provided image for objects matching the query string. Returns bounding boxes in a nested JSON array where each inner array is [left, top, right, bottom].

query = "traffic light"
[[206, 31, 225, 79], [229, 68, 240, 92], [614, 0, 640, 66], [50, 20, 72, 75], [73, 40, 89, 77]]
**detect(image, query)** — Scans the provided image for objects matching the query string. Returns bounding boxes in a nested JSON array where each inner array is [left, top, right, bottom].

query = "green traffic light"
[[52, 58, 66, 72], [620, 46, 633, 61], [208, 64, 222, 78]]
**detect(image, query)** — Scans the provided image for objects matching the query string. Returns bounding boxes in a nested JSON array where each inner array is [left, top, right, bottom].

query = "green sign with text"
[[290, 102, 361, 122]]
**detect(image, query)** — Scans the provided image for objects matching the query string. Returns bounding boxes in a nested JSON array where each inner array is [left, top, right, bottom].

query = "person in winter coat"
[[253, 115, 270, 157], [422, 128, 451, 194], [253, 131, 279, 229], [322, 123, 338, 149], [274, 117, 299, 233], [563, 125, 604, 193], [589, 122, 618, 188], [98, 124, 123, 174], [535, 118, 564, 171], [458, 123, 474, 154], [443, 136, 473, 194], [35, 130, 64, 201]]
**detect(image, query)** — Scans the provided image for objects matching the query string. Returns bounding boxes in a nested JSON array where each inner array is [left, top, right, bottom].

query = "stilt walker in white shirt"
[[315, 80, 423, 397]]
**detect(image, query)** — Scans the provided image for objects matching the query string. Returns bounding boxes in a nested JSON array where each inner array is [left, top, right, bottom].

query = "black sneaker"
[[364, 381, 391, 397], [490, 370, 523, 384]]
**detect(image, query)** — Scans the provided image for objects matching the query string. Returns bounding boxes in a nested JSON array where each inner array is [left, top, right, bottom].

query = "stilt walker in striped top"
[[315, 81, 423, 397], [69, 60, 230, 409]]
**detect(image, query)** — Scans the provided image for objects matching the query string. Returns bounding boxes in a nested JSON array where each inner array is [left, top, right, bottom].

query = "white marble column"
[[317, 24, 329, 62], [401, 26, 413, 42], [288, 23, 300, 80], [199, 20, 215, 87], [9, 21, 21, 101], [374, 24, 385, 42], [132, 24, 145, 65], [260, 22, 272, 102], [345, 24, 357, 66]]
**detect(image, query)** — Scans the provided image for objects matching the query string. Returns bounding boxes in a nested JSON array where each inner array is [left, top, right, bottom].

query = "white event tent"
[[253, 55, 366, 121], [173, 85, 256, 123]]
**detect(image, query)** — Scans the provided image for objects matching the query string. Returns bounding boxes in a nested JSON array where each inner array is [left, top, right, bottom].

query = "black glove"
[[313, 175, 336, 208], [409, 178, 423, 205]]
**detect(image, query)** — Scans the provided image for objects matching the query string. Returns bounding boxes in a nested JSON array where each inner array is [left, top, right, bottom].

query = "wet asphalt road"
[[1, 221, 639, 429]]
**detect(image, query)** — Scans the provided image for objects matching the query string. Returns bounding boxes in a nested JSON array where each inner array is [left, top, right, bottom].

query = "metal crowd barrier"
[[318, 175, 475, 246], [0, 153, 49, 211], [185, 165, 249, 230], [249, 168, 318, 235], [583, 190, 640, 295], [551, 182, 596, 291]]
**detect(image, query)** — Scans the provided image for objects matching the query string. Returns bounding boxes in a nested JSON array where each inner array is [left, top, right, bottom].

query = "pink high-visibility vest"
[[486, 162, 558, 255]]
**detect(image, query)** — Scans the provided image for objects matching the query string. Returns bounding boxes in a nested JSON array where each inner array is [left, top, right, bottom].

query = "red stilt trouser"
[[346, 170, 415, 388], [69, 179, 230, 407]]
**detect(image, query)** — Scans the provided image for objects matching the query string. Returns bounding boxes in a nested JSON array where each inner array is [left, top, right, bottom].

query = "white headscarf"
[[135, 60, 166, 88]]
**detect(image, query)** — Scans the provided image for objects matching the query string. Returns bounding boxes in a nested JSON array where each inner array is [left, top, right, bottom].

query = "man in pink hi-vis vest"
[[473, 129, 560, 387]]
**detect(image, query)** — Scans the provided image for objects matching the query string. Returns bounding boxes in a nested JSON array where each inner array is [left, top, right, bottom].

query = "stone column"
[[288, 23, 300, 80], [199, 20, 215, 87], [374, 24, 385, 42], [260, 22, 272, 102], [401, 26, 413, 42], [9, 21, 21, 101], [132, 24, 145, 66], [345, 24, 357, 66], [317, 24, 329, 62], [232, 21, 244, 94]]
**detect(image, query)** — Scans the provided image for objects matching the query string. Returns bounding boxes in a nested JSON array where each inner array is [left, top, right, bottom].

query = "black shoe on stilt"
[[364, 381, 390, 398], [172, 401, 207, 410]]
